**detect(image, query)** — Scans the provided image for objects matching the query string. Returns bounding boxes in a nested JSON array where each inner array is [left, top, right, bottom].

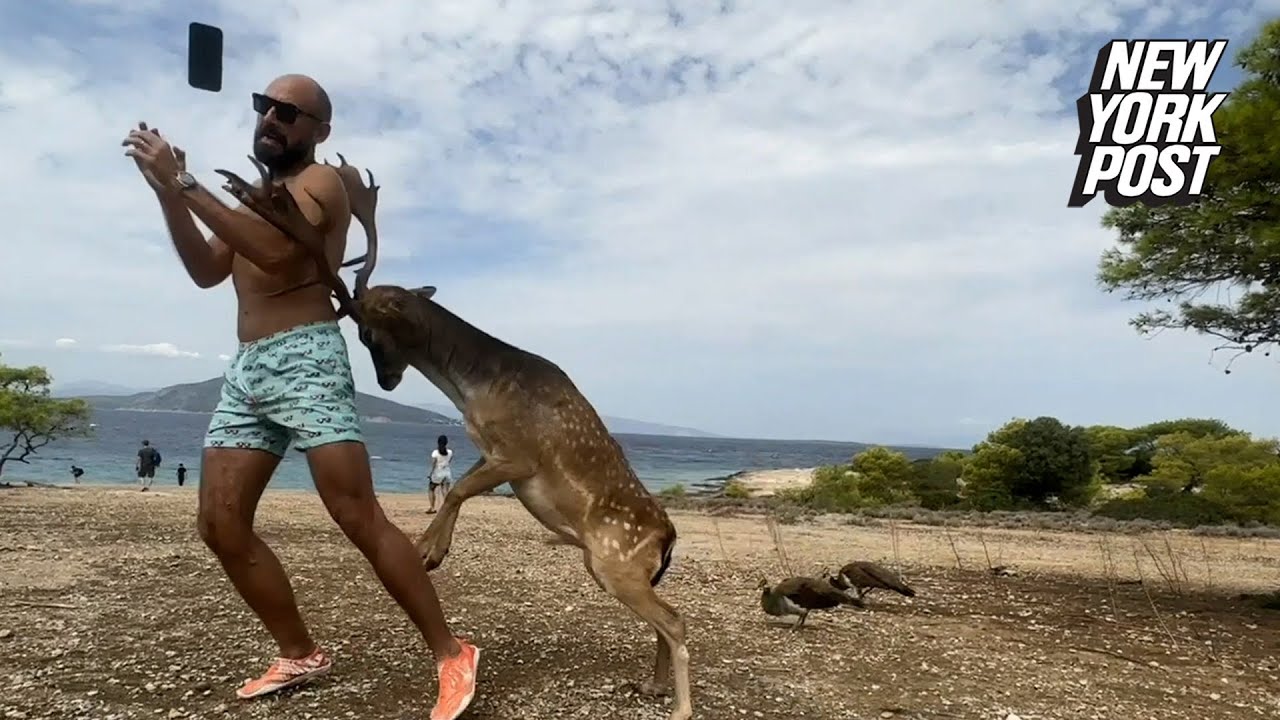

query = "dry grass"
[[664, 495, 1280, 539], [2, 486, 1280, 719]]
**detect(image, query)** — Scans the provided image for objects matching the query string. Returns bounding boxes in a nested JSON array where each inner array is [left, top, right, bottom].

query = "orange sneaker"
[[430, 639, 480, 720], [235, 646, 333, 700]]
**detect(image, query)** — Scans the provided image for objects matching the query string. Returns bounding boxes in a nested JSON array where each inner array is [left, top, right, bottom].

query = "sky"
[[2, 0, 1280, 447]]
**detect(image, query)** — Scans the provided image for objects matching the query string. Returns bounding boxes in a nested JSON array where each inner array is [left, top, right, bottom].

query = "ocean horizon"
[[4, 408, 950, 493]]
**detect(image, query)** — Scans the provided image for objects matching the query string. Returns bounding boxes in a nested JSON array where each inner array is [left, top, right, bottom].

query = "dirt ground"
[[2, 486, 1279, 720]]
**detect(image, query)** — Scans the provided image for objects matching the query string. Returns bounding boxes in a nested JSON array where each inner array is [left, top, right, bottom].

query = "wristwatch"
[[175, 171, 198, 191]]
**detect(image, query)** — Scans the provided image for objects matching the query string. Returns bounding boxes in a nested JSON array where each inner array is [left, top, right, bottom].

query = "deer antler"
[[215, 157, 361, 322], [253, 153, 380, 309], [326, 153, 380, 300]]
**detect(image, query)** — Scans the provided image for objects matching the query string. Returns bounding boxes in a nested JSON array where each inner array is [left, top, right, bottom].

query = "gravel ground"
[[2, 485, 1279, 719]]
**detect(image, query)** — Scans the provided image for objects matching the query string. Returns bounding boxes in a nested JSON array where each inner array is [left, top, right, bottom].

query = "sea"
[[5, 409, 944, 494]]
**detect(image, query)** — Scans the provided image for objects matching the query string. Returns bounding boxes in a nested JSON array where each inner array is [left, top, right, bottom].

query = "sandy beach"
[[2, 484, 1279, 719], [718, 467, 817, 496]]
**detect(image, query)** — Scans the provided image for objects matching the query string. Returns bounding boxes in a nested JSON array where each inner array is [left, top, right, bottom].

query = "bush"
[[1093, 494, 1235, 527], [781, 464, 907, 512], [910, 455, 964, 509], [778, 465, 858, 510], [722, 480, 751, 499]]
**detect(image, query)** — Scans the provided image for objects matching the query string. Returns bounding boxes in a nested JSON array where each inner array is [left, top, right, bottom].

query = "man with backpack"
[[137, 439, 162, 491]]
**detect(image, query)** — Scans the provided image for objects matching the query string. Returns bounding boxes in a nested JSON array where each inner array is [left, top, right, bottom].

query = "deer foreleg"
[[414, 458, 531, 571]]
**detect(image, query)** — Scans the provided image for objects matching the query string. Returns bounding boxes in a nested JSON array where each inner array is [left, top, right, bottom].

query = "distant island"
[[70, 377, 462, 427], [60, 379, 720, 437]]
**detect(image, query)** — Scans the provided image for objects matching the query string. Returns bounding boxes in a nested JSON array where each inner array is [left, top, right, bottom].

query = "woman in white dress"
[[427, 434, 453, 513]]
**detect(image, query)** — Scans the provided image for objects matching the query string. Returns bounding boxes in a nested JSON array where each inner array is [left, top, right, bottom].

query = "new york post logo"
[[1068, 39, 1230, 208]]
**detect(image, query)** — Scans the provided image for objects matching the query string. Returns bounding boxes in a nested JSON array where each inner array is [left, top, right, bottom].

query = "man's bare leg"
[[306, 441, 460, 658], [197, 447, 315, 659]]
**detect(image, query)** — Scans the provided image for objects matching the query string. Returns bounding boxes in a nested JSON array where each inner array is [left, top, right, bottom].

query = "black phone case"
[[188, 22, 223, 92]]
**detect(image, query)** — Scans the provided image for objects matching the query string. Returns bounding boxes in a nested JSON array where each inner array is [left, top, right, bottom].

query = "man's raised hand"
[[123, 122, 185, 194]]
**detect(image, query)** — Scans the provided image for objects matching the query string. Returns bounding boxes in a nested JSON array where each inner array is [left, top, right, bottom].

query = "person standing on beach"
[[121, 74, 478, 719], [176, 463, 187, 487], [427, 435, 453, 514], [70, 465, 84, 484], [136, 440, 160, 491]]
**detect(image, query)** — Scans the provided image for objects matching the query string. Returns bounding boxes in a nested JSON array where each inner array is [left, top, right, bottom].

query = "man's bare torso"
[[231, 169, 352, 343]]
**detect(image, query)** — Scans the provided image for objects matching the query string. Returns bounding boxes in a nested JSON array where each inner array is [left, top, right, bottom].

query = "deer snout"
[[376, 369, 403, 391]]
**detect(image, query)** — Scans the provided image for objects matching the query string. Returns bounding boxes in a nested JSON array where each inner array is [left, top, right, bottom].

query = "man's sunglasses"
[[251, 92, 323, 125]]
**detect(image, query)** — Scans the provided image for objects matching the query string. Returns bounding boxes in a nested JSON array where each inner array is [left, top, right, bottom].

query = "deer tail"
[[650, 530, 677, 587]]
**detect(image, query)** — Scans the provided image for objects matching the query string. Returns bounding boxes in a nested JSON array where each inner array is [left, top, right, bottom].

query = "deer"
[[213, 155, 694, 720]]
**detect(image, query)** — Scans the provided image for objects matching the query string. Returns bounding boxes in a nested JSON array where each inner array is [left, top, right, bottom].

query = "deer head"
[[357, 285, 437, 391], [328, 158, 441, 392]]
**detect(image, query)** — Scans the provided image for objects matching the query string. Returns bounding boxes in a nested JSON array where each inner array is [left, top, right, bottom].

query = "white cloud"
[[54, 338, 78, 349], [217, 354, 232, 362], [0, 2, 1277, 443], [100, 343, 201, 359]]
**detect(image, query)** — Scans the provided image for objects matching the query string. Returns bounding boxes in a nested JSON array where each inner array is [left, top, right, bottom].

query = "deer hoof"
[[419, 542, 449, 572], [638, 679, 672, 697]]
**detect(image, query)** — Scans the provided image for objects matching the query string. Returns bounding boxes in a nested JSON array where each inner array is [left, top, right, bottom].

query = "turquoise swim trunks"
[[204, 320, 363, 456]]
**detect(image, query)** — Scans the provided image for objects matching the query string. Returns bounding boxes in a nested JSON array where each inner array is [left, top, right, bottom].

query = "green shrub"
[[722, 480, 751, 499], [1093, 494, 1234, 527]]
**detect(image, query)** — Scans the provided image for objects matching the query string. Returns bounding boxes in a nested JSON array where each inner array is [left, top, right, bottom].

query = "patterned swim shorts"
[[204, 320, 363, 457]]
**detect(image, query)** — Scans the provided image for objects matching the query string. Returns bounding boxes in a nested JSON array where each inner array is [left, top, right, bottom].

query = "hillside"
[[75, 378, 461, 426], [60, 379, 718, 438], [416, 402, 718, 438]]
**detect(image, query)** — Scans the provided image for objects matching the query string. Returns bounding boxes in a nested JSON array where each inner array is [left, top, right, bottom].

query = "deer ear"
[[411, 286, 437, 300]]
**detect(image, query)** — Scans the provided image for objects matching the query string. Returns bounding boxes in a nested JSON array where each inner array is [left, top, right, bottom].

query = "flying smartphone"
[[188, 22, 223, 92]]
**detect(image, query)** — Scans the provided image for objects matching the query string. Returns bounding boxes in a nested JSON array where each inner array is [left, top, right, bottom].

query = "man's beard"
[[253, 131, 311, 174]]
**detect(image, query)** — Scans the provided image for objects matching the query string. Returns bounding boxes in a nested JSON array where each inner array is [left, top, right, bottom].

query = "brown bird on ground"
[[758, 576, 864, 630], [825, 561, 917, 602]]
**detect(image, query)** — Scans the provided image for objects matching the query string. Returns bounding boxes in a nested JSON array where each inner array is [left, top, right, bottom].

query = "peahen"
[[825, 561, 916, 602], [758, 576, 863, 630]]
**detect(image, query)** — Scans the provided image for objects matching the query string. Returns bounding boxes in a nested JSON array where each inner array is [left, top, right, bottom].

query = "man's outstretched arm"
[[136, 142, 233, 290], [179, 163, 348, 276], [155, 191, 234, 289]]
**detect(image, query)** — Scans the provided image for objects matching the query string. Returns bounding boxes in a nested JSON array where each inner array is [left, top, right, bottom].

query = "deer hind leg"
[[641, 624, 673, 697], [583, 551, 693, 720]]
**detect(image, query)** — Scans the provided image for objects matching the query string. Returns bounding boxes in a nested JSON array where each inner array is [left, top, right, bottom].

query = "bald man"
[[122, 74, 479, 720]]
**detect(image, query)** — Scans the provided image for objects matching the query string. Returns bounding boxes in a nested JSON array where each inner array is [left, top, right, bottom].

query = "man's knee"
[[304, 441, 384, 534], [196, 506, 255, 558], [328, 492, 381, 532], [196, 447, 277, 558]]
